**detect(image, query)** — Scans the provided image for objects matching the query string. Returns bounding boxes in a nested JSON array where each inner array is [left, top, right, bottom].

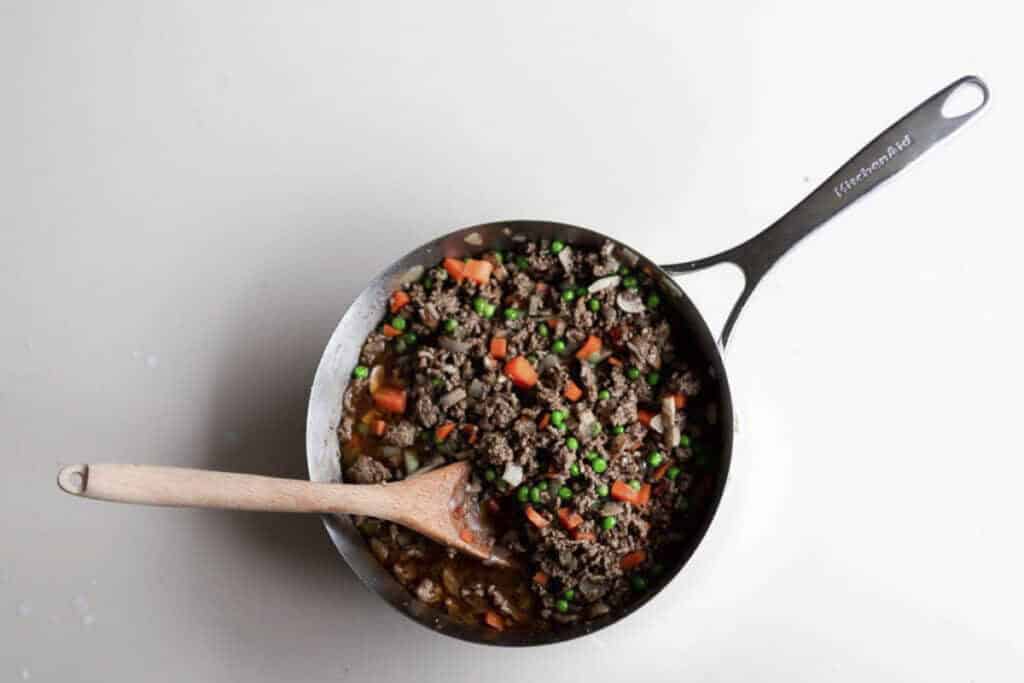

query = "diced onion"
[[616, 291, 645, 314], [439, 387, 467, 409], [588, 275, 621, 293], [502, 463, 524, 487], [403, 450, 420, 475], [399, 265, 425, 285]]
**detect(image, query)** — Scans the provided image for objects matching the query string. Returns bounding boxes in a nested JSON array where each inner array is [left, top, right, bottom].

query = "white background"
[[3, 2, 1023, 681]]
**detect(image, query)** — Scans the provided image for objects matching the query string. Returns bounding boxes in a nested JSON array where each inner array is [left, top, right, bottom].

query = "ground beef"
[[383, 420, 417, 447], [477, 432, 514, 466], [346, 455, 391, 484]]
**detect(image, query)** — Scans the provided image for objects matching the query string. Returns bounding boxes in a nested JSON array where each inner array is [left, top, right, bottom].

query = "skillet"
[[306, 76, 989, 645]]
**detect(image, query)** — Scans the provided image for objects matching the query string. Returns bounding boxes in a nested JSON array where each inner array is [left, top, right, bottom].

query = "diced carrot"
[[435, 422, 456, 442], [651, 462, 671, 481], [390, 290, 411, 314], [490, 337, 507, 359], [557, 507, 584, 531], [382, 324, 402, 338], [638, 409, 654, 427], [373, 387, 407, 414], [620, 550, 647, 571], [524, 505, 550, 528], [484, 610, 505, 631], [464, 259, 493, 285], [538, 413, 550, 429], [611, 480, 641, 504], [563, 380, 583, 402], [575, 335, 602, 361], [636, 484, 652, 506], [371, 419, 387, 437], [461, 424, 479, 445], [673, 392, 686, 409], [460, 528, 476, 544], [572, 530, 597, 542], [547, 318, 560, 331], [532, 571, 549, 586], [607, 356, 623, 367], [443, 257, 465, 282], [504, 356, 538, 389]]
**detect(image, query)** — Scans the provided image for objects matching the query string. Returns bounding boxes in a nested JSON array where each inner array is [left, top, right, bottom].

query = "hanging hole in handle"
[[940, 80, 987, 118]]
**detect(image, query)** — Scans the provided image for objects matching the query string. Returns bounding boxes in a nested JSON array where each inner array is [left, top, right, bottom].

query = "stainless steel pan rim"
[[305, 76, 988, 646]]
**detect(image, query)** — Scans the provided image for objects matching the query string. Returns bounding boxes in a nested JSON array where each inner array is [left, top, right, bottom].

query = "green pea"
[[503, 307, 520, 321], [484, 468, 497, 482], [482, 302, 497, 319], [552, 339, 567, 354], [626, 367, 640, 380], [585, 450, 598, 461], [591, 423, 602, 436], [558, 486, 572, 500], [598, 389, 610, 400], [667, 466, 681, 481], [612, 425, 625, 435], [555, 598, 569, 613], [566, 437, 579, 451], [561, 289, 575, 302], [444, 318, 458, 333], [591, 458, 608, 474], [431, 377, 444, 388], [646, 293, 661, 309], [563, 589, 575, 601], [647, 371, 660, 386], [551, 240, 565, 254], [569, 462, 581, 477], [623, 276, 638, 290], [629, 479, 642, 491], [538, 322, 550, 337], [601, 516, 617, 530], [472, 297, 487, 315], [618, 266, 631, 276], [516, 256, 529, 269], [554, 422, 567, 431], [352, 365, 369, 379], [575, 287, 587, 298], [647, 451, 664, 467], [516, 486, 530, 503], [588, 298, 600, 312], [550, 410, 566, 426], [493, 251, 504, 264], [422, 277, 434, 291], [678, 434, 691, 448], [402, 332, 417, 345], [631, 576, 648, 592], [394, 340, 407, 353], [391, 316, 407, 331], [529, 486, 542, 503], [596, 483, 609, 497]]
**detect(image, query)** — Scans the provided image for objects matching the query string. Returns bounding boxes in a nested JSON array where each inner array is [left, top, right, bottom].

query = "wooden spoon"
[[56, 461, 510, 567]]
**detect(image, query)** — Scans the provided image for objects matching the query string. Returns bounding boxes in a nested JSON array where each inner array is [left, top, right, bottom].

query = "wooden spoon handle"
[[56, 463, 397, 517]]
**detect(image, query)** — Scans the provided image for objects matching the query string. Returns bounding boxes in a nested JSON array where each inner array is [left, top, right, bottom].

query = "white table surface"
[[3, 2, 1022, 681]]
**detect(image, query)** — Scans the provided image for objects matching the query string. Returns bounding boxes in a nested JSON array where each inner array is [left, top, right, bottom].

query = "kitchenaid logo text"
[[833, 133, 912, 199]]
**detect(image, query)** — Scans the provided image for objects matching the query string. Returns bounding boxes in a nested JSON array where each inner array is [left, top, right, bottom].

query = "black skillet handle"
[[661, 75, 989, 348]]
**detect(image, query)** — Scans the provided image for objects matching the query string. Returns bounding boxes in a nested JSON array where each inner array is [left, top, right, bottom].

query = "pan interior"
[[306, 220, 733, 646]]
